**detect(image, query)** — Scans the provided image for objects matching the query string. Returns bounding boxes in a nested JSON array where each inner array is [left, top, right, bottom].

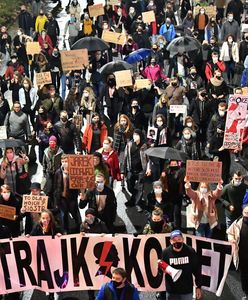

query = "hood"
[[244, 55, 248, 68]]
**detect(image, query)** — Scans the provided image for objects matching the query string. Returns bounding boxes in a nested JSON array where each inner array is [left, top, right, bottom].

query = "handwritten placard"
[[102, 31, 126, 45], [0, 205, 16, 220], [135, 79, 151, 90], [35, 72, 52, 86], [26, 42, 41, 55], [114, 70, 133, 88], [193, 6, 217, 18], [60, 49, 89, 71], [108, 0, 120, 5], [68, 155, 95, 189], [88, 4, 104, 17], [142, 10, 155, 23], [186, 160, 222, 183], [22, 195, 48, 213], [169, 105, 187, 114]]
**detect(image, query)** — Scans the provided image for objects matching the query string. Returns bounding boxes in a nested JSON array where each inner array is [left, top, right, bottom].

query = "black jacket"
[[44, 19, 60, 39], [18, 11, 33, 32], [80, 217, 109, 233]]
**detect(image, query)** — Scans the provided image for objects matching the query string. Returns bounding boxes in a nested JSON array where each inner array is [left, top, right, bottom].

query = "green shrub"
[[0, 0, 23, 26]]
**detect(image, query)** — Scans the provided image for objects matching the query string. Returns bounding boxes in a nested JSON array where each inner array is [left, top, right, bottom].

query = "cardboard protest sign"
[[68, 155, 95, 189], [223, 95, 248, 150], [135, 79, 151, 90], [193, 6, 217, 18], [0, 126, 7, 139], [142, 10, 155, 23], [186, 160, 222, 183], [60, 49, 89, 71], [22, 195, 48, 213], [26, 42, 41, 55], [114, 70, 132, 88], [242, 87, 248, 95], [108, 0, 120, 5], [102, 31, 126, 45], [0, 205, 16, 220], [169, 105, 187, 114], [88, 4, 104, 17], [35, 72, 52, 86]]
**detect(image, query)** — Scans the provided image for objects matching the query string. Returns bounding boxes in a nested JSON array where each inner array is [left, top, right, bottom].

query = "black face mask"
[[216, 76, 222, 80], [108, 79, 116, 87], [61, 117, 68, 123], [112, 280, 123, 288], [173, 242, 183, 249], [150, 220, 164, 233], [191, 72, 196, 76], [243, 216, 248, 224], [171, 82, 177, 87], [132, 105, 139, 109]]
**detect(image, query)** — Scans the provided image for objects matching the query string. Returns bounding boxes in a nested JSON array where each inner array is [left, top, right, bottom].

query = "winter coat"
[[239, 41, 248, 63], [5, 63, 24, 80], [175, 137, 201, 160], [64, 20, 80, 37], [43, 146, 64, 176], [0, 99, 10, 126], [35, 15, 48, 33], [44, 19, 60, 42], [142, 64, 167, 82], [18, 11, 33, 33], [38, 35, 54, 54], [182, 17, 194, 36], [97, 148, 121, 180], [185, 182, 222, 229], [204, 24, 221, 42], [221, 20, 240, 41], [42, 95, 63, 121], [205, 60, 226, 81], [159, 23, 176, 42], [220, 41, 239, 63], [82, 123, 108, 153], [69, 3, 81, 20], [19, 87, 38, 110]]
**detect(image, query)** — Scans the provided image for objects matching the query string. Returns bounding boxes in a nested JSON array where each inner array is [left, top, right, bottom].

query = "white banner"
[[0, 234, 232, 296]]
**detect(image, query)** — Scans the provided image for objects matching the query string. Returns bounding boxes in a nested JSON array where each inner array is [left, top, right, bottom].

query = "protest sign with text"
[[0, 204, 16, 220], [22, 195, 48, 213], [114, 70, 133, 88], [35, 72, 52, 86], [169, 105, 187, 114], [60, 49, 89, 72], [223, 95, 248, 150], [193, 5, 217, 18], [135, 79, 150, 90], [142, 11, 156, 23], [88, 4, 104, 17], [186, 160, 222, 183], [26, 42, 41, 55], [102, 31, 126, 45], [68, 155, 95, 189], [0, 234, 232, 296]]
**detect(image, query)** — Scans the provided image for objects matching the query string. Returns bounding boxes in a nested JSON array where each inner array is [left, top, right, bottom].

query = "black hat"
[[30, 182, 41, 190], [133, 128, 142, 136], [93, 151, 102, 158], [85, 208, 96, 216]]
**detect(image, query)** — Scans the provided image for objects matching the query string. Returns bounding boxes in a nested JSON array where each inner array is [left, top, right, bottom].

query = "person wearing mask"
[[207, 102, 227, 143], [89, 51, 107, 97], [220, 171, 248, 228], [121, 129, 151, 212], [80, 86, 97, 125], [64, 14, 80, 48], [239, 32, 248, 64], [44, 12, 60, 47], [54, 110, 82, 154], [19, 77, 38, 128], [132, 25, 151, 51], [159, 17, 176, 43], [160, 230, 202, 300], [5, 54, 25, 81], [69, 0, 81, 21], [185, 66, 204, 102], [9, 71, 22, 104], [141, 57, 168, 84], [182, 11, 194, 37], [205, 52, 226, 82], [185, 177, 223, 237], [227, 205, 248, 300], [183, 116, 199, 140], [93, 152, 110, 185], [80, 207, 109, 234], [207, 70, 228, 110], [18, 5, 33, 36], [32, 0, 45, 21], [194, 8, 209, 43], [127, 98, 145, 130], [82, 112, 108, 154], [221, 12, 240, 42], [96, 267, 140, 300], [49, 47, 62, 93], [226, 0, 244, 25], [38, 29, 53, 54], [126, 6, 136, 34], [42, 84, 63, 122], [122, 36, 138, 57], [81, 12, 94, 37], [79, 173, 117, 233], [220, 34, 239, 84], [143, 207, 171, 234], [0, 148, 29, 194], [0, 92, 10, 126], [35, 9, 47, 34], [152, 94, 168, 124], [180, 0, 192, 21], [4, 101, 31, 142], [204, 18, 221, 43]]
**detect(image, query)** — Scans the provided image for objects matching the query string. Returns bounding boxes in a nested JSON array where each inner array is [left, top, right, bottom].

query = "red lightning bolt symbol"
[[99, 241, 113, 276]]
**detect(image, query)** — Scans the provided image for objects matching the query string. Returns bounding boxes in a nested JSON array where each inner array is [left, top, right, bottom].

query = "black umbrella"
[[99, 60, 134, 76], [71, 37, 109, 51], [0, 139, 25, 148], [166, 36, 201, 55], [145, 147, 188, 161]]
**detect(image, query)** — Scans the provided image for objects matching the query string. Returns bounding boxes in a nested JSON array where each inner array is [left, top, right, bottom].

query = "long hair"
[[39, 209, 57, 235], [114, 114, 133, 134], [158, 94, 169, 108], [81, 86, 96, 108]]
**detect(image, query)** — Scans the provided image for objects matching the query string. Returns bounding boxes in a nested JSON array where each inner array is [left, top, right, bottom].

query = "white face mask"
[[184, 134, 191, 140], [154, 188, 162, 194], [97, 182, 105, 190], [200, 10, 205, 14], [233, 180, 241, 186], [218, 110, 225, 117], [186, 122, 193, 127], [228, 16, 233, 22], [200, 187, 208, 194], [103, 143, 110, 150], [62, 162, 68, 169]]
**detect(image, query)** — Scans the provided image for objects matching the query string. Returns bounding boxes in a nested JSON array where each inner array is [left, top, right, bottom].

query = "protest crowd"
[[1, 0, 248, 298]]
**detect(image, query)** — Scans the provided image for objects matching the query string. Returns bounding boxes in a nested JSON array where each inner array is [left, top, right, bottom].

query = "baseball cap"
[[170, 230, 183, 239]]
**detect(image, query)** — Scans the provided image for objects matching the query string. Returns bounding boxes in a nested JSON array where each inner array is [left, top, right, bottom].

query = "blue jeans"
[[196, 223, 212, 238], [167, 293, 193, 300]]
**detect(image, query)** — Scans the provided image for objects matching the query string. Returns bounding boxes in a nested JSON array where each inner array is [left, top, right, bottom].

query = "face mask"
[[49, 143, 56, 150], [200, 187, 208, 194], [228, 39, 233, 43], [154, 188, 162, 194], [112, 280, 122, 288], [166, 21, 171, 25], [218, 110, 225, 117], [61, 117, 68, 123], [186, 122, 193, 127], [157, 120, 163, 127], [151, 61, 156, 65], [97, 182, 104, 190], [40, 12, 44, 15], [6, 153, 14, 161], [133, 135, 140, 142], [183, 134, 191, 140], [216, 76, 222, 80], [103, 143, 110, 150], [62, 162, 68, 169], [228, 16, 233, 22], [171, 82, 177, 87], [17, 31, 22, 36], [200, 10, 204, 14], [243, 216, 248, 224], [2, 192, 10, 200], [53, 51, 58, 56], [173, 242, 183, 249], [12, 59, 17, 64], [86, 216, 95, 225], [108, 79, 116, 87], [150, 220, 164, 233], [23, 83, 29, 89], [132, 105, 139, 109], [70, 17, 76, 23], [190, 72, 196, 76], [233, 180, 241, 186]]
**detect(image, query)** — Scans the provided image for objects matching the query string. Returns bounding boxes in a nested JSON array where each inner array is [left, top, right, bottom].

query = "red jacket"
[[5, 64, 24, 80], [97, 148, 121, 180], [82, 123, 108, 153], [205, 60, 225, 81], [38, 35, 54, 55]]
